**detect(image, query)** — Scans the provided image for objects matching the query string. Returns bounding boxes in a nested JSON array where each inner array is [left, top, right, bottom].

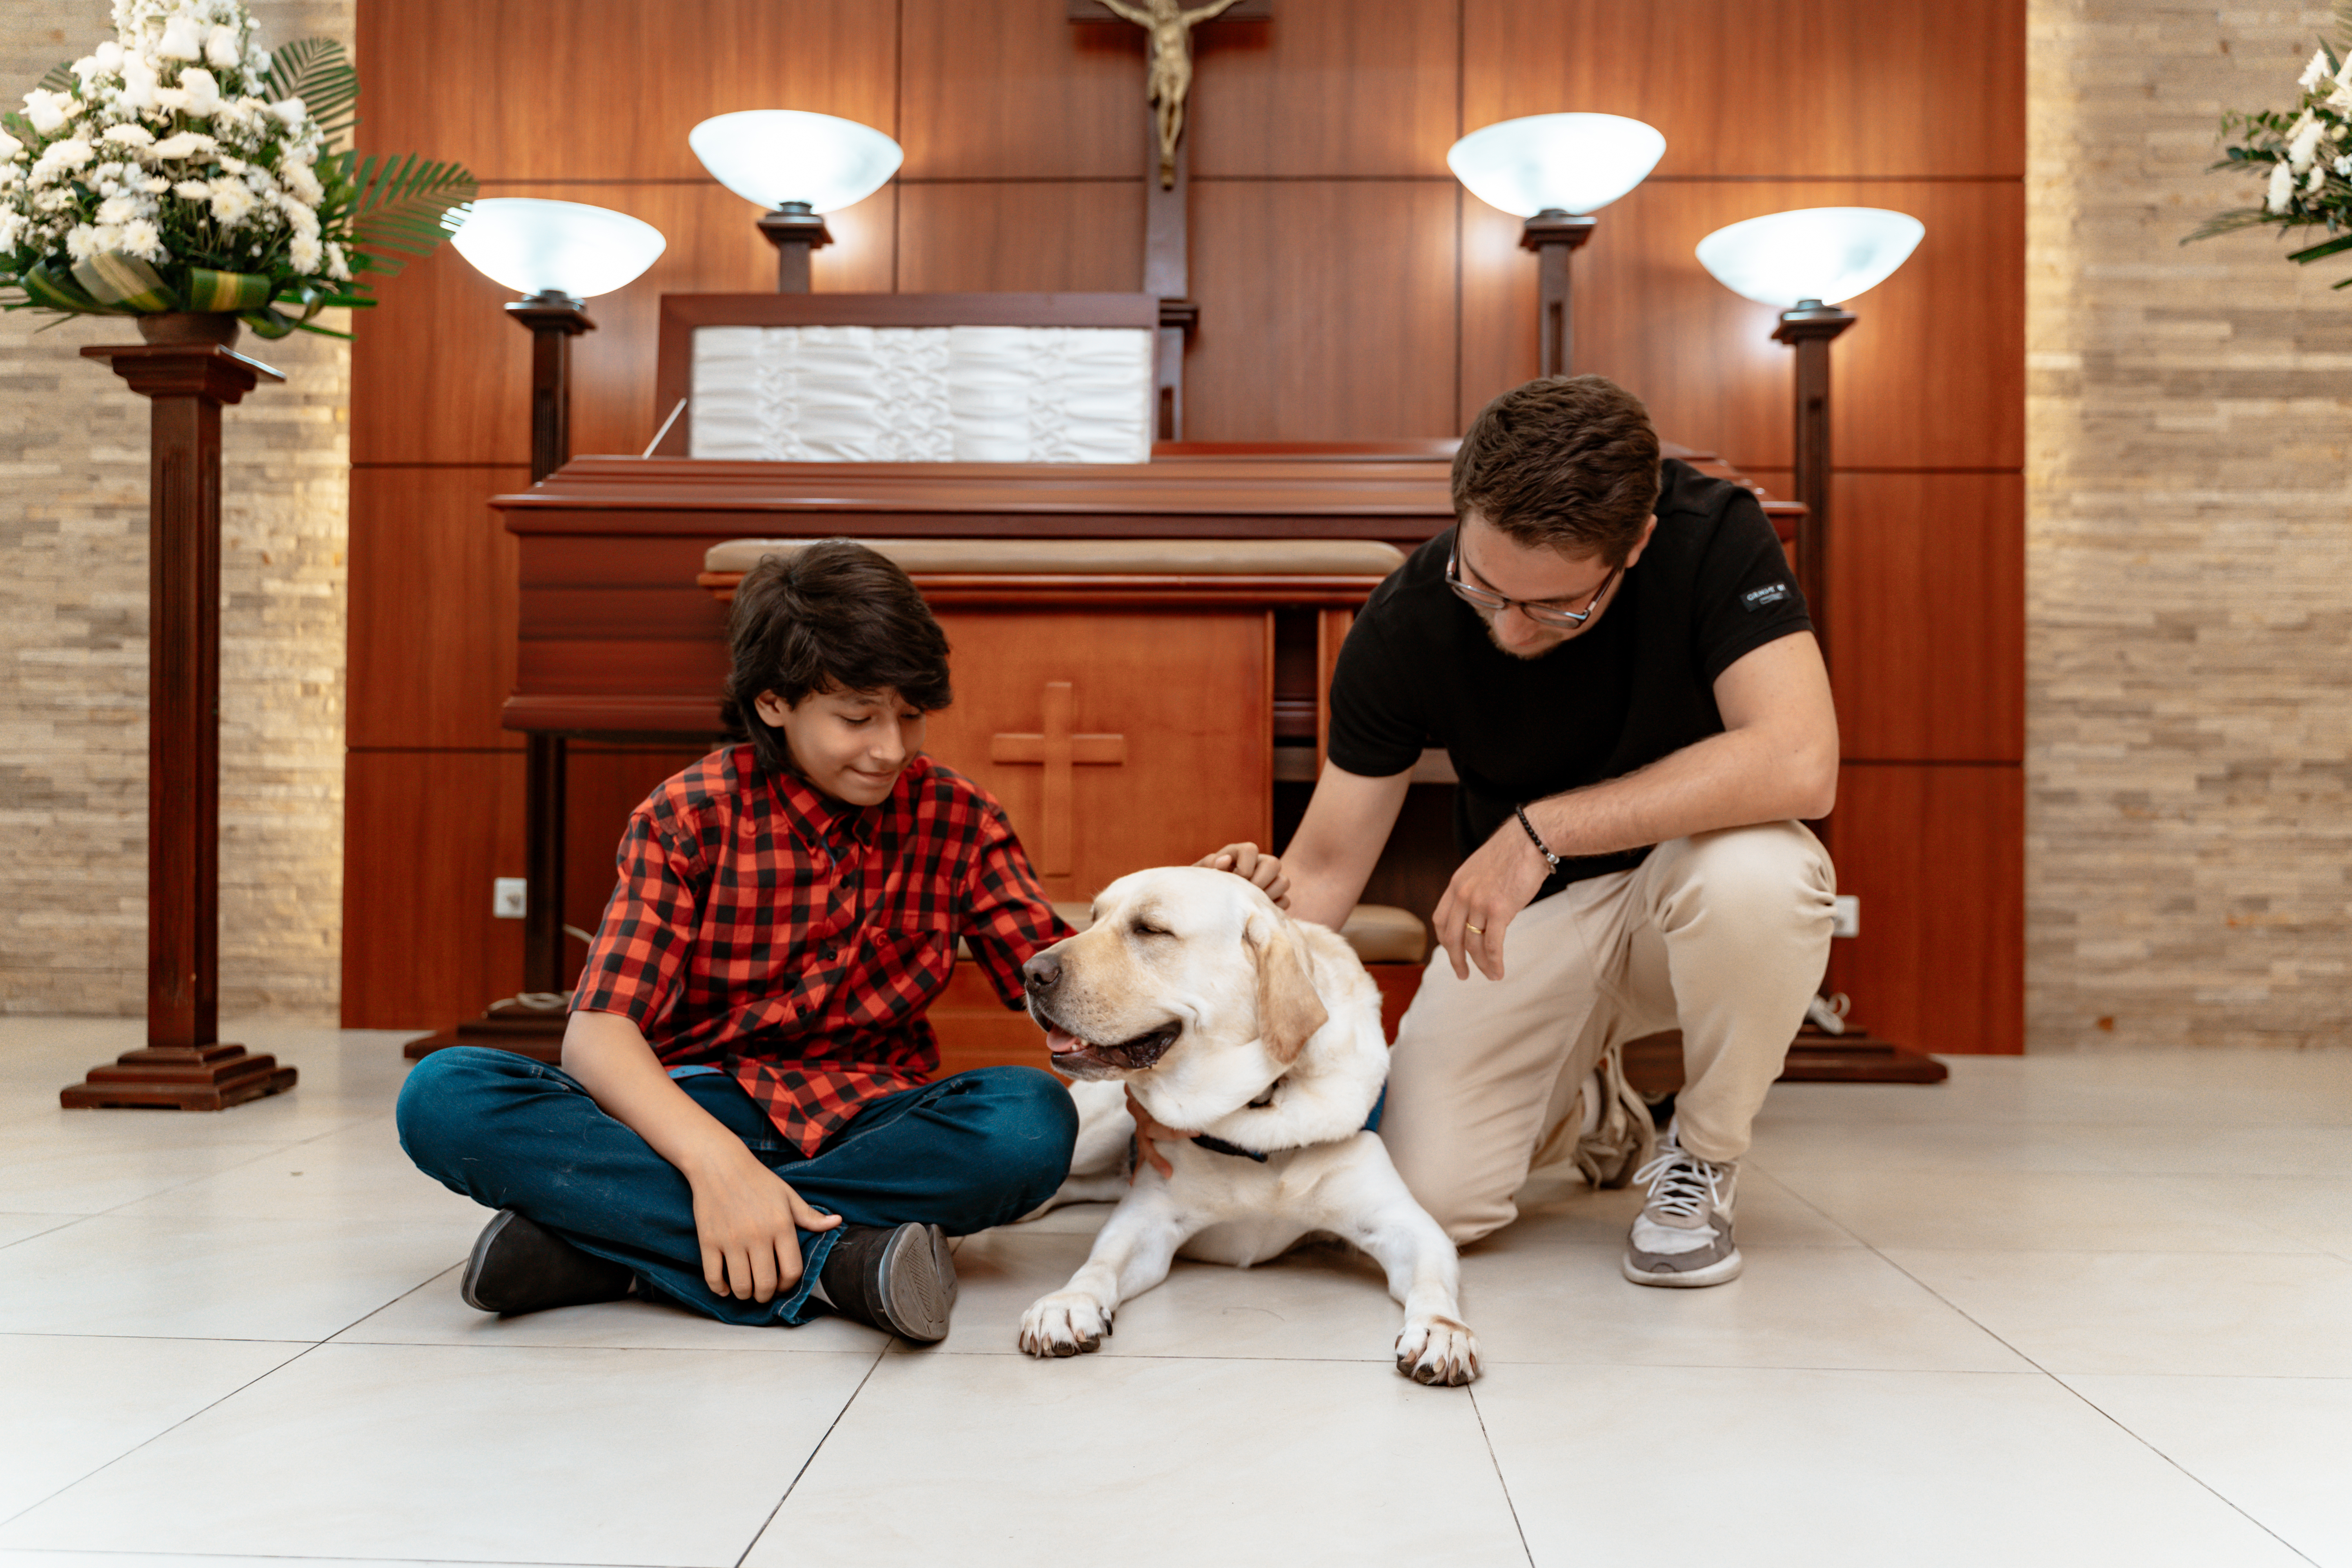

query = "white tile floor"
[[2, 1020, 2348, 1568]]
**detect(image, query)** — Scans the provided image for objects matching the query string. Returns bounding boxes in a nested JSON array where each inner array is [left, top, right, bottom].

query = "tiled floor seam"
[[1855, 1235, 2325, 1563], [1464, 1384, 1538, 1567], [730, 1348, 888, 1568], [0, 1338, 327, 1534]]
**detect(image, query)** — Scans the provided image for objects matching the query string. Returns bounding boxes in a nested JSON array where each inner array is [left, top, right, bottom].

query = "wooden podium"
[[59, 340, 299, 1110]]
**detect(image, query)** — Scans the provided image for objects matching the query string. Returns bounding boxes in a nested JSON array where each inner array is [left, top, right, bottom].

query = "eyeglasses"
[[1446, 534, 1622, 630]]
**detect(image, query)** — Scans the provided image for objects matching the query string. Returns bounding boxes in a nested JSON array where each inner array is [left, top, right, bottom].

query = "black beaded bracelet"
[[1514, 802, 1562, 871]]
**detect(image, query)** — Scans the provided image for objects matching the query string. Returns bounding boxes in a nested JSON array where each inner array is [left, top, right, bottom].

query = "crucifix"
[[989, 682, 1129, 878], [1071, 0, 1270, 438]]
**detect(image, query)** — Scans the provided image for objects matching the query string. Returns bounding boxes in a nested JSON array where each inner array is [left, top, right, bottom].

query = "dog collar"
[[1189, 1132, 1269, 1163]]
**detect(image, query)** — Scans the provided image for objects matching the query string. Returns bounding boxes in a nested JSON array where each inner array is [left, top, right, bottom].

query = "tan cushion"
[[1338, 904, 1428, 964], [704, 537, 1405, 577], [954, 901, 1424, 964]]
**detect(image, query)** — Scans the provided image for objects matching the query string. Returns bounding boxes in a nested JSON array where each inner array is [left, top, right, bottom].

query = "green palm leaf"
[[326, 149, 476, 275], [35, 60, 74, 94], [262, 36, 359, 147]]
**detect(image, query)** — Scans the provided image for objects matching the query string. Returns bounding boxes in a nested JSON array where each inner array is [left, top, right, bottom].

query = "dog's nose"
[[1022, 952, 1061, 993]]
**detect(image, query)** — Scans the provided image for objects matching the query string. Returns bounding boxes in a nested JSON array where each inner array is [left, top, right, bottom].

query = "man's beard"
[[1481, 611, 1569, 662]]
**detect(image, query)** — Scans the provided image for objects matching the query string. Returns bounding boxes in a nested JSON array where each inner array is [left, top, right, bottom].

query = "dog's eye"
[[1131, 920, 1171, 938]]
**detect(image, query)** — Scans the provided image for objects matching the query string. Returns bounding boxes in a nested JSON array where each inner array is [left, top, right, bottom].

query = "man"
[[1213, 375, 1838, 1287]]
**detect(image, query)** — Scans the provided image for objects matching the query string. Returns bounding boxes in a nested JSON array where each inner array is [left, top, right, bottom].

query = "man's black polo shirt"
[[1325, 457, 1814, 894]]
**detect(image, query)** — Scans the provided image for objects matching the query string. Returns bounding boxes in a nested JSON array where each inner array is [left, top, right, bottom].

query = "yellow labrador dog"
[[1016, 865, 1478, 1385]]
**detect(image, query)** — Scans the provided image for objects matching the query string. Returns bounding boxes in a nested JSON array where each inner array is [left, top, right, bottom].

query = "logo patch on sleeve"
[[1740, 584, 1793, 612]]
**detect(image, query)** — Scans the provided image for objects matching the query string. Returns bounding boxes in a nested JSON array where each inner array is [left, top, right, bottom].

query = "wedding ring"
[[1464, 923, 1484, 935]]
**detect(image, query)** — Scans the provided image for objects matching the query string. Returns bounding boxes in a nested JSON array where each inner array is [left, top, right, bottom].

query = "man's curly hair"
[[1452, 376, 1662, 564]]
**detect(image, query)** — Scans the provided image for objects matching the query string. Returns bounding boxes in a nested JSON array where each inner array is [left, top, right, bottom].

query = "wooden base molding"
[[59, 1043, 298, 1111], [1623, 1026, 1947, 1096], [405, 1001, 567, 1064]]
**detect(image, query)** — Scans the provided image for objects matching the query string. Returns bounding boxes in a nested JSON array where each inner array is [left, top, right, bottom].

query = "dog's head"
[[1022, 866, 1330, 1118]]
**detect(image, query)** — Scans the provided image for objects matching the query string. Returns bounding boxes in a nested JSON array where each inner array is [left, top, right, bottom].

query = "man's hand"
[[1431, 817, 1553, 982], [1126, 1086, 1194, 1180], [684, 1143, 842, 1302], [1197, 841, 1290, 909]]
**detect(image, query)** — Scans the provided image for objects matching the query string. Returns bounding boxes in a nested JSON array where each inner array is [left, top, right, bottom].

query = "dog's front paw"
[[1018, 1290, 1114, 1358], [1394, 1314, 1479, 1386]]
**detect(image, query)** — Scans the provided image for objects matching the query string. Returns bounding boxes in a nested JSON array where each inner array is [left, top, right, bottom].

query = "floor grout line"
[[728, 1348, 889, 1568], [1464, 1383, 1538, 1568]]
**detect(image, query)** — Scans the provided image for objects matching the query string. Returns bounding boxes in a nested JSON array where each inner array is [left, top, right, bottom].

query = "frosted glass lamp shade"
[[1446, 114, 1667, 218], [688, 111, 903, 214], [1695, 207, 1925, 309], [450, 199, 666, 300]]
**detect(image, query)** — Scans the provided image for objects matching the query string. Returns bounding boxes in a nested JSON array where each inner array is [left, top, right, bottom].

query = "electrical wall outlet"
[[492, 877, 528, 919], [1831, 895, 1860, 939]]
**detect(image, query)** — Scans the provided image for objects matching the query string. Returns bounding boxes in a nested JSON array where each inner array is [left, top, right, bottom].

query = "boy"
[[398, 541, 1082, 1342]]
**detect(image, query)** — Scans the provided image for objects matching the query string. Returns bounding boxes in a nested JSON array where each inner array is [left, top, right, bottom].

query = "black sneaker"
[[817, 1222, 956, 1342], [460, 1209, 634, 1315]]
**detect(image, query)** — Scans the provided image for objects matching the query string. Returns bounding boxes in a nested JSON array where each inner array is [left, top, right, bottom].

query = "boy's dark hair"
[[721, 539, 954, 776], [1451, 375, 1662, 564]]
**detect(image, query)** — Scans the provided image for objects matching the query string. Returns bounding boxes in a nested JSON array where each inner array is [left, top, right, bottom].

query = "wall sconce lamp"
[[425, 198, 666, 1059], [1695, 207, 1922, 652], [688, 110, 903, 294], [1448, 113, 1666, 377]]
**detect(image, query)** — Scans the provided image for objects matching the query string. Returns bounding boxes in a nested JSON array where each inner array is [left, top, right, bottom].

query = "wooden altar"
[[449, 446, 1804, 1074]]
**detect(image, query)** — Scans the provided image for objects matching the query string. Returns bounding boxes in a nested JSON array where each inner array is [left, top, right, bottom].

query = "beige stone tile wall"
[[2030, 2, 2352, 1049], [0, 0, 353, 1018]]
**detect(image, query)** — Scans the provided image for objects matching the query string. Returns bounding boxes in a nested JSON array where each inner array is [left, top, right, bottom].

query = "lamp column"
[[506, 293, 595, 1010], [1770, 300, 1854, 658], [758, 202, 832, 294], [60, 339, 298, 1109], [1521, 210, 1596, 379]]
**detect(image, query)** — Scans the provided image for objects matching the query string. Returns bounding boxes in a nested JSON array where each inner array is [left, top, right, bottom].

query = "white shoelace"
[[1632, 1146, 1724, 1222]]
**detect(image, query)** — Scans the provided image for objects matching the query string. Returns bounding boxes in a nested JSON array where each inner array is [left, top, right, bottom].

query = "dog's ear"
[[1250, 911, 1330, 1065]]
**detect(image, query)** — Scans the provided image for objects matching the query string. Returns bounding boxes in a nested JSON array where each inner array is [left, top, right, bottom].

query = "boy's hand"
[[1198, 841, 1290, 909], [684, 1143, 842, 1302]]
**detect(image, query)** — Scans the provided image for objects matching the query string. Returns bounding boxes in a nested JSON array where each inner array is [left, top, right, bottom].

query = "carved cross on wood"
[[989, 681, 1129, 877]]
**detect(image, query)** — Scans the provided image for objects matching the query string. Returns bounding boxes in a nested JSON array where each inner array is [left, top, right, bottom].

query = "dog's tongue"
[[1045, 1025, 1087, 1056]]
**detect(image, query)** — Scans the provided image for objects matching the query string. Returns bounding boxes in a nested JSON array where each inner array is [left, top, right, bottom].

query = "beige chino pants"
[[1381, 820, 1836, 1244]]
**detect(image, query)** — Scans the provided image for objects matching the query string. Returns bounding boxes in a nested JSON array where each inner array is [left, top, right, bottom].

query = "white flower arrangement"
[[0, 0, 473, 337], [2189, 18, 2352, 285]]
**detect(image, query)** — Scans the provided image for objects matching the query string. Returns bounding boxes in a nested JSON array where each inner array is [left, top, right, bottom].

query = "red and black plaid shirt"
[[572, 745, 1067, 1156]]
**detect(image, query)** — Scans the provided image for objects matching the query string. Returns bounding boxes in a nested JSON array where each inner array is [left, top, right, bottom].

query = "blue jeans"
[[396, 1047, 1077, 1327]]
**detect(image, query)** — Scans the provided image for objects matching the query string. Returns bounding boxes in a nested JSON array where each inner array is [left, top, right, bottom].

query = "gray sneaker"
[[1622, 1133, 1742, 1288]]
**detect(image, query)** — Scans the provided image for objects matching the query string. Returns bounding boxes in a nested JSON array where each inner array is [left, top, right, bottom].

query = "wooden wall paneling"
[[1460, 180, 2025, 468], [347, 465, 533, 751], [1824, 762, 2025, 1055], [921, 610, 1270, 902], [899, 0, 1142, 178], [358, 0, 898, 183], [562, 744, 716, 987], [341, 750, 527, 1029], [931, 965, 1056, 1078], [896, 183, 1146, 294], [1188, 0, 1456, 177], [1830, 472, 2027, 764], [1461, 0, 2026, 179], [353, 183, 897, 467], [1188, 181, 1459, 440]]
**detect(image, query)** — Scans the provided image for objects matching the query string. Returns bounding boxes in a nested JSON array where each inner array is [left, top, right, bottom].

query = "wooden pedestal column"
[[407, 298, 595, 1065], [60, 340, 298, 1111], [1767, 303, 1947, 1087]]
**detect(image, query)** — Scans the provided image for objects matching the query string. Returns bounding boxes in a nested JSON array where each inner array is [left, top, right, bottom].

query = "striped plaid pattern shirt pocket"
[[573, 746, 1066, 1157]]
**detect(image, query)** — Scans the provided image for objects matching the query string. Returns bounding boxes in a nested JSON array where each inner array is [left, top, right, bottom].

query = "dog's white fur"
[[1017, 866, 1477, 1385]]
